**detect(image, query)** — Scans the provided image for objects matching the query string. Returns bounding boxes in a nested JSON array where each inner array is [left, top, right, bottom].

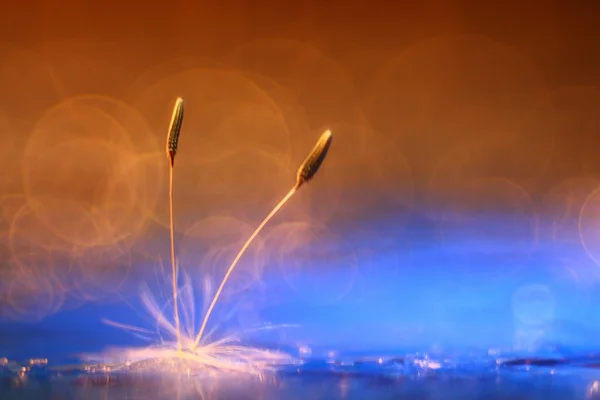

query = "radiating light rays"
[[92, 271, 296, 376]]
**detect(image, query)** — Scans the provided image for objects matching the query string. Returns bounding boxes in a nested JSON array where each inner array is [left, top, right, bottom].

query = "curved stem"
[[169, 166, 182, 351], [194, 187, 296, 348]]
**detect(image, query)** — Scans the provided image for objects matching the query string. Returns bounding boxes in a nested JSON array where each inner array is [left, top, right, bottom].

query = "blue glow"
[[2, 213, 600, 363]]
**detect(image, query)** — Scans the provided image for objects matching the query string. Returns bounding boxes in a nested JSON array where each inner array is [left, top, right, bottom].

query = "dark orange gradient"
[[0, 1, 600, 320]]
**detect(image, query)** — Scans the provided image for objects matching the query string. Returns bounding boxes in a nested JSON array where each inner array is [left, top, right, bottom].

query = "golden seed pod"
[[295, 129, 333, 190], [166, 97, 184, 166]]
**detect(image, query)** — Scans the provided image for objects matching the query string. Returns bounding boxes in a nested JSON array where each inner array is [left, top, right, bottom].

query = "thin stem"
[[194, 187, 296, 348], [169, 165, 182, 351]]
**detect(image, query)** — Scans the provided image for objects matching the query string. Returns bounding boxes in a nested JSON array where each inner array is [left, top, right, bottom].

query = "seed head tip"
[[295, 129, 333, 190], [166, 97, 185, 166]]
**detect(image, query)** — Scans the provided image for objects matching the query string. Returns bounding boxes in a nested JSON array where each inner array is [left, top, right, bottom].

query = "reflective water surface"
[[3, 354, 600, 400]]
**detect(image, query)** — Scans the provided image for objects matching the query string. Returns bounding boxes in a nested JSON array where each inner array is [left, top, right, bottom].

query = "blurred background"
[[1, 0, 600, 361]]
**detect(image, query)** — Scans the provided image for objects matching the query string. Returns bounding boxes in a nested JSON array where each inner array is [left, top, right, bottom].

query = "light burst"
[[88, 272, 296, 376]]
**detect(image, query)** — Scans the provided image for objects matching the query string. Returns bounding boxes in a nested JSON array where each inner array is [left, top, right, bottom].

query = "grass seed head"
[[166, 97, 185, 166], [295, 129, 333, 190]]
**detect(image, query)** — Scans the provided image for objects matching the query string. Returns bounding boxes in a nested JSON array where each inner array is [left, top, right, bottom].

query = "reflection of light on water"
[[8, 345, 600, 399], [299, 345, 312, 356], [589, 380, 600, 399], [339, 376, 349, 398]]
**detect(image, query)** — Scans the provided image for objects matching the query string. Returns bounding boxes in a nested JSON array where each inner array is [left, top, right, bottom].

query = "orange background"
[[1, 1, 600, 319]]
